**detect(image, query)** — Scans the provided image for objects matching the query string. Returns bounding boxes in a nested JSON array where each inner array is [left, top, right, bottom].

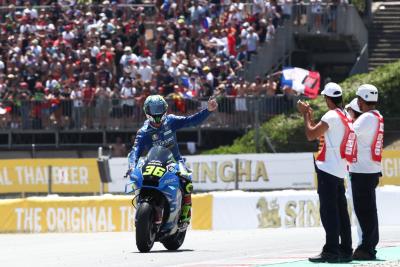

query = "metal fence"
[[0, 95, 299, 131]]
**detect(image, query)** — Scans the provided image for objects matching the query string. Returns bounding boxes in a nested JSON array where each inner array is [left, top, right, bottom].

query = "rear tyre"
[[162, 230, 187, 250], [136, 202, 156, 252]]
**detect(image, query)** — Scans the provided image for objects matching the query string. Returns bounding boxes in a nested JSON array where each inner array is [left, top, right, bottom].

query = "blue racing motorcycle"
[[126, 146, 188, 252]]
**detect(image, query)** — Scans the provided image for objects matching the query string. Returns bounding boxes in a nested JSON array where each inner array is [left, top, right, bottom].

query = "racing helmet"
[[143, 95, 168, 125]]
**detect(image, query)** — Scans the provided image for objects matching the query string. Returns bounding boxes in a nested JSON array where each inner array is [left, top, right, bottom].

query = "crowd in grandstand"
[[0, 0, 340, 130]]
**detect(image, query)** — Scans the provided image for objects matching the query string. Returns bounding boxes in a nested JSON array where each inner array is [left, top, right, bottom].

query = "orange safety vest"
[[370, 111, 384, 162], [316, 109, 357, 163]]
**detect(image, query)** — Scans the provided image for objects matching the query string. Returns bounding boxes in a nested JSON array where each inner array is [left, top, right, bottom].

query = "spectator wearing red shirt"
[[82, 81, 95, 129]]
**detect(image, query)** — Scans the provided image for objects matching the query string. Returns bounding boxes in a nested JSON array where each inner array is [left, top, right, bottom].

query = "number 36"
[[142, 165, 166, 177]]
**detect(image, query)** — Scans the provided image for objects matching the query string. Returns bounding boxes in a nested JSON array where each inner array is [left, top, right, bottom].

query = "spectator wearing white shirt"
[[30, 40, 42, 57], [189, 0, 205, 23], [311, 0, 323, 33], [120, 46, 139, 68], [253, 0, 266, 15], [0, 56, 4, 74], [266, 18, 276, 42], [62, 26, 75, 42], [349, 84, 383, 261], [138, 49, 152, 66], [203, 66, 214, 88], [70, 86, 83, 129], [120, 79, 136, 128], [246, 27, 259, 62], [282, 0, 293, 20], [23, 2, 38, 19], [162, 50, 176, 68], [298, 83, 352, 263], [240, 22, 250, 46], [137, 60, 153, 82]]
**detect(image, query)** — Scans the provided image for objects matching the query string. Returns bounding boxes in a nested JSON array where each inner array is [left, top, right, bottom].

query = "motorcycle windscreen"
[[146, 146, 175, 164]]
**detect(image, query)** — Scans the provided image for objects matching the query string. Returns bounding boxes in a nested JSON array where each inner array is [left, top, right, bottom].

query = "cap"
[[203, 66, 210, 72], [356, 84, 378, 102], [321, 82, 342, 97], [124, 46, 132, 52], [35, 82, 44, 89], [345, 98, 361, 113], [143, 49, 151, 56]]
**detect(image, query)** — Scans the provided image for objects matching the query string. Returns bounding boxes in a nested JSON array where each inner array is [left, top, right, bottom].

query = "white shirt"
[[23, 8, 38, 19], [316, 110, 347, 178], [246, 32, 259, 51], [90, 46, 100, 58], [120, 53, 139, 67], [349, 110, 382, 174], [137, 65, 153, 82], [253, 0, 265, 14], [62, 31, 75, 41], [120, 87, 136, 106], [71, 90, 83, 107]]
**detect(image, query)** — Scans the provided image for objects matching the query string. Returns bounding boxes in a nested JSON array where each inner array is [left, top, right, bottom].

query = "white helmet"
[[356, 84, 378, 102], [345, 98, 361, 113], [321, 82, 342, 97]]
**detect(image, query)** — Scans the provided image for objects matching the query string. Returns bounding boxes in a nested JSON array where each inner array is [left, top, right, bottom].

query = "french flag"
[[281, 67, 320, 99], [202, 17, 212, 31]]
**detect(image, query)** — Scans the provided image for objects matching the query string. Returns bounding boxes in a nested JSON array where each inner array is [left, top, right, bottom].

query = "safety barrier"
[[0, 194, 212, 233], [1, 150, 400, 194], [107, 151, 400, 193], [0, 158, 101, 193], [1, 187, 399, 233], [210, 186, 400, 230]]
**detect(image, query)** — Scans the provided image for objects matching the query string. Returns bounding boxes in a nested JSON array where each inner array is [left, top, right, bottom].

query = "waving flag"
[[202, 17, 212, 31], [0, 106, 11, 115], [281, 67, 320, 99]]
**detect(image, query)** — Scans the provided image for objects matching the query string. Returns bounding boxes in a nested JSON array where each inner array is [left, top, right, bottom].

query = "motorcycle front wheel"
[[162, 229, 187, 250], [135, 202, 156, 252]]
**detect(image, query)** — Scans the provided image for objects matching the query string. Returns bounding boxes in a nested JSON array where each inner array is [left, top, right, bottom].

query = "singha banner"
[[107, 153, 316, 192]]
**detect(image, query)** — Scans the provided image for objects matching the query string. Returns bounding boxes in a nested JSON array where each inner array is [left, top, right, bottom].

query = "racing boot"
[[180, 182, 193, 224]]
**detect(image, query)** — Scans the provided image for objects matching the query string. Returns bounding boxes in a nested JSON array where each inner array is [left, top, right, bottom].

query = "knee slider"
[[185, 182, 193, 194]]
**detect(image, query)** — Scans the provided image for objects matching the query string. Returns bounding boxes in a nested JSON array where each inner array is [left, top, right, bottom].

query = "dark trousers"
[[317, 169, 352, 255], [350, 172, 380, 254]]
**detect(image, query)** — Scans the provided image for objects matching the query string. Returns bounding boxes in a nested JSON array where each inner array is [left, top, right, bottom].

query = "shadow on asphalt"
[[131, 249, 194, 254]]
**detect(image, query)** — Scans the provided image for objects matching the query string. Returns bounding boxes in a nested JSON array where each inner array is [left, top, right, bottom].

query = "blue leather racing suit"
[[128, 108, 211, 172]]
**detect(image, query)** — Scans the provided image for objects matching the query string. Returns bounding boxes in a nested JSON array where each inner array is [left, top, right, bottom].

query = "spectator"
[[329, 0, 339, 32], [265, 75, 278, 96], [0, 0, 285, 131], [95, 80, 111, 129], [137, 60, 153, 82], [110, 136, 127, 157], [82, 81, 95, 129], [120, 79, 136, 128], [110, 87, 122, 130], [311, 0, 323, 33], [246, 27, 259, 62], [266, 18, 276, 42]]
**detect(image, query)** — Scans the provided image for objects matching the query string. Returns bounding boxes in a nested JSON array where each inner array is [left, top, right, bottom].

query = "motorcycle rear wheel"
[[136, 202, 156, 252]]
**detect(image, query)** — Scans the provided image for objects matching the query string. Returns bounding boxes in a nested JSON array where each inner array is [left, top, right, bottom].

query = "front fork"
[[136, 196, 164, 226]]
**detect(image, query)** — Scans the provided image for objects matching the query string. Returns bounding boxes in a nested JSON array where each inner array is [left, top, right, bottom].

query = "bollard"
[[48, 165, 52, 194], [235, 158, 239, 190], [98, 146, 103, 158]]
